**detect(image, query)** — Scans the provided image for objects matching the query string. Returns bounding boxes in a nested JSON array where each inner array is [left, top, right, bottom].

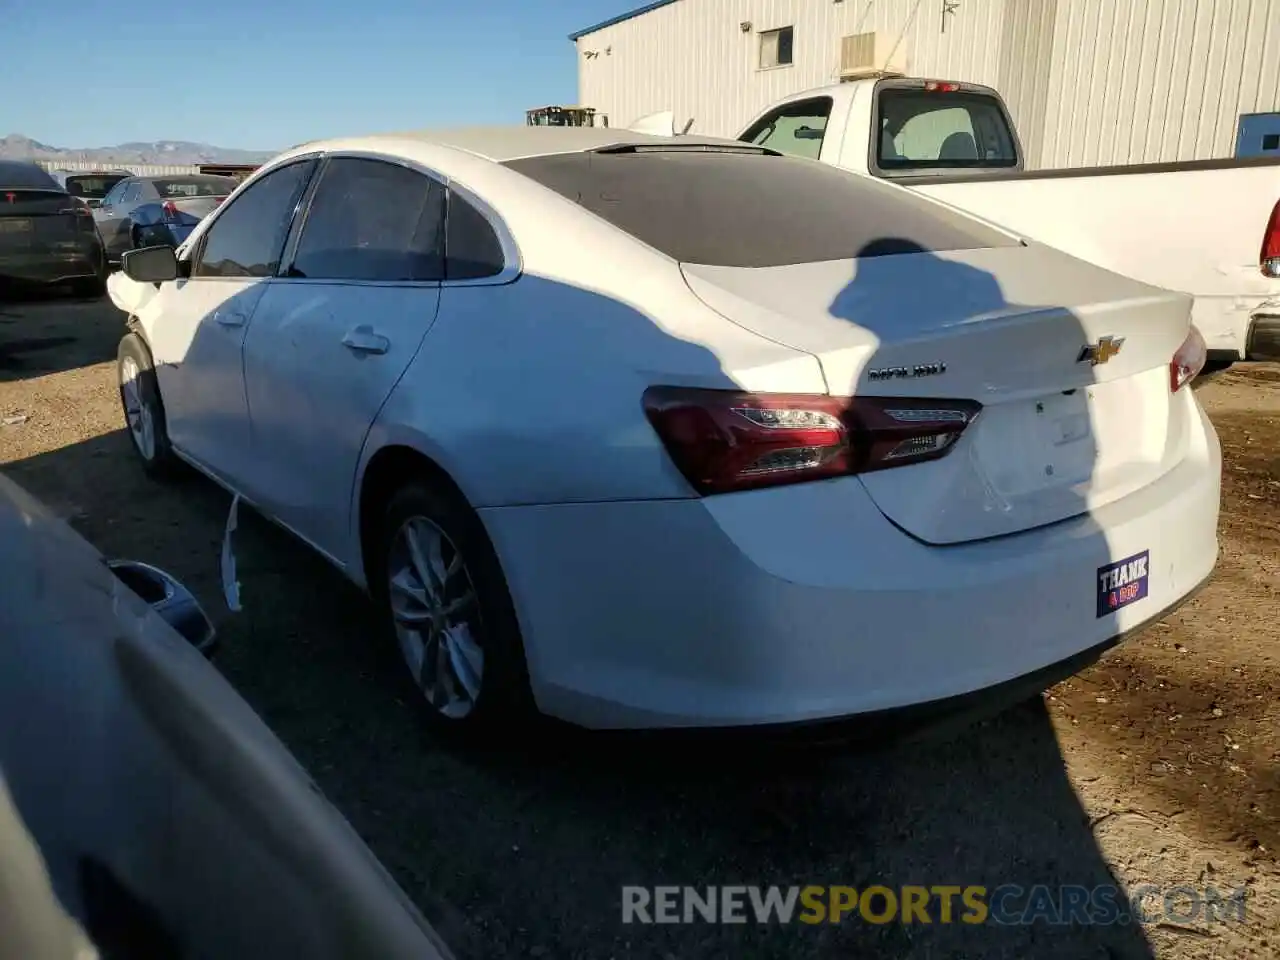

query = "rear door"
[[240, 156, 445, 558], [135, 159, 317, 486]]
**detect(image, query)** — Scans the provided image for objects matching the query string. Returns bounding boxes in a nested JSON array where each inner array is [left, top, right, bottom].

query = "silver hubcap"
[[119, 355, 156, 460], [387, 516, 484, 719]]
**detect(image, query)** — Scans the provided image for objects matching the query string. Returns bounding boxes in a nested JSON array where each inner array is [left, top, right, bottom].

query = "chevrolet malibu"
[[106, 127, 1221, 735]]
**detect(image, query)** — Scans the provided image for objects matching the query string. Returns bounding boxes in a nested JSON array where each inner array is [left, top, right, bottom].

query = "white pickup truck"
[[735, 76, 1280, 363]]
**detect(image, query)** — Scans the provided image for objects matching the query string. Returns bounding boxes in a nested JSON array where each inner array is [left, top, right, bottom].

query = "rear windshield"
[[64, 174, 127, 199], [877, 89, 1018, 170], [0, 161, 59, 190], [504, 148, 1015, 267], [153, 176, 237, 198]]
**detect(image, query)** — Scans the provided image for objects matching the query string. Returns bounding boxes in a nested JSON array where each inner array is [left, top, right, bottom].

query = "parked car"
[[94, 174, 237, 262], [107, 127, 1220, 737], [735, 76, 1280, 363], [46, 169, 132, 210], [0, 161, 107, 297], [0, 471, 453, 959]]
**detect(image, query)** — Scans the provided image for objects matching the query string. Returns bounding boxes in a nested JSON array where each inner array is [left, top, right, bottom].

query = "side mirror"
[[121, 245, 179, 283], [107, 560, 218, 658]]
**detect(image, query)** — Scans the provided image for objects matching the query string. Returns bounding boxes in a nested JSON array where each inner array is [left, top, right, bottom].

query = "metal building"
[[570, 0, 1280, 168]]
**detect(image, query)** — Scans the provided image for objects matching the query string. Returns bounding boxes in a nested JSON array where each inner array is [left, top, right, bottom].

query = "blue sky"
[[0, 0, 630, 148]]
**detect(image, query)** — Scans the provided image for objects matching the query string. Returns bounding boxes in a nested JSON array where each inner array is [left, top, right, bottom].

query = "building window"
[[759, 26, 794, 69]]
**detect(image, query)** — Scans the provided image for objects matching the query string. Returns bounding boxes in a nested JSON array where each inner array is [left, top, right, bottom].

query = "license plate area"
[[0, 218, 32, 234]]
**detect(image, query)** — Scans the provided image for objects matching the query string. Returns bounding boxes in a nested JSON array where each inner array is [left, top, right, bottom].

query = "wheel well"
[[357, 445, 467, 583]]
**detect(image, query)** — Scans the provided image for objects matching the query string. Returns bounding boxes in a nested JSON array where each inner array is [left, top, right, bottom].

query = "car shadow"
[[0, 246, 1159, 959], [0, 283, 116, 382]]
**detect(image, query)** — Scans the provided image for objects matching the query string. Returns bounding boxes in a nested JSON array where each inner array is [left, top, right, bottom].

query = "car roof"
[[295, 126, 749, 163]]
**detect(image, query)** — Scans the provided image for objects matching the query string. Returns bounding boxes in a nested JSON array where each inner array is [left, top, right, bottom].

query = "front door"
[[136, 159, 317, 486], [241, 156, 446, 559]]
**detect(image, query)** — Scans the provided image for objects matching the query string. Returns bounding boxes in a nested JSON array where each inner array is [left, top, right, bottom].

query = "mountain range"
[[0, 133, 276, 166]]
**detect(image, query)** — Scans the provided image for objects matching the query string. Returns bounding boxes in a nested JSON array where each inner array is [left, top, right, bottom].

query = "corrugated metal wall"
[[575, 0, 1280, 168], [34, 160, 199, 176], [576, 0, 1009, 141], [1038, 0, 1280, 167]]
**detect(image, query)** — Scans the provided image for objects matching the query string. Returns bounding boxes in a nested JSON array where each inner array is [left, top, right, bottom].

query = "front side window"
[[759, 26, 794, 68], [119, 183, 141, 205], [877, 88, 1018, 170], [194, 160, 314, 278], [289, 158, 445, 282], [740, 97, 831, 161]]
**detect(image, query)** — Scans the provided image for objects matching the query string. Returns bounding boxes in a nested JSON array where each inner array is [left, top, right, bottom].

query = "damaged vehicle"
[[107, 127, 1220, 737]]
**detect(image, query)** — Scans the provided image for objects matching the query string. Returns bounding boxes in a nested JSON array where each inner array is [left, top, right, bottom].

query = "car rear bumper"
[[0, 246, 103, 285], [480, 399, 1221, 731]]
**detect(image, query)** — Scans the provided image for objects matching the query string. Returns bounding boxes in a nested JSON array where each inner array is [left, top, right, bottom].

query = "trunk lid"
[[681, 243, 1195, 544], [0, 189, 86, 247]]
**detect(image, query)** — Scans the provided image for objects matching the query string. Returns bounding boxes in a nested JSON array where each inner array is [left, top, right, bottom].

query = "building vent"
[[839, 32, 908, 80]]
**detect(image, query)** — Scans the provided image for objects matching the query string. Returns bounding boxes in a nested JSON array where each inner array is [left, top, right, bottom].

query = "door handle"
[[341, 325, 390, 355], [215, 311, 246, 328]]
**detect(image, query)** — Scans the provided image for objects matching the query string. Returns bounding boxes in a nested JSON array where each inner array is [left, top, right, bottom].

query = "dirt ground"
[[2, 291, 1277, 960]]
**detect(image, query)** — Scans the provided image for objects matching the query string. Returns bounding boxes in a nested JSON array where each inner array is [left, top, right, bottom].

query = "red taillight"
[[1170, 325, 1207, 393], [924, 80, 961, 93], [162, 200, 179, 221], [1261, 198, 1280, 278], [642, 387, 981, 495]]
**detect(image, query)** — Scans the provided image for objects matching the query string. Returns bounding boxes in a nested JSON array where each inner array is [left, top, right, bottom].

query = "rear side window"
[[290, 158, 445, 282], [739, 97, 831, 161], [504, 149, 1015, 268], [446, 191, 504, 280], [194, 160, 314, 278], [877, 89, 1018, 170]]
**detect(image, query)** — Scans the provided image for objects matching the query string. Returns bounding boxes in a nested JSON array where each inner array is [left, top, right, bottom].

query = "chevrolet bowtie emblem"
[[1077, 335, 1125, 366]]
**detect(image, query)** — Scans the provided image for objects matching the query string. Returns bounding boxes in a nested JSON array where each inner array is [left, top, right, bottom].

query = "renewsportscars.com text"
[[621, 884, 1248, 926]]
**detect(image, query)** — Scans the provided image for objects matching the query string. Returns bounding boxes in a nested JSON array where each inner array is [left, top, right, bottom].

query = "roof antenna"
[[680, 118, 694, 135]]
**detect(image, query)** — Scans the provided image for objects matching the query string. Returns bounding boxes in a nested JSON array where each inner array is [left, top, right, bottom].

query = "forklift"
[[525, 106, 606, 128]]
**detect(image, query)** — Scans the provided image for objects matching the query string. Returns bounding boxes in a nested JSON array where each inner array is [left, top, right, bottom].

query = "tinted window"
[[505, 149, 1015, 268], [65, 175, 127, 199], [153, 175, 237, 198], [290, 158, 444, 282], [740, 97, 831, 161], [194, 161, 313, 278], [446, 191, 504, 280], [0, 162, 59, 190], [877, 89, 1018, 169]]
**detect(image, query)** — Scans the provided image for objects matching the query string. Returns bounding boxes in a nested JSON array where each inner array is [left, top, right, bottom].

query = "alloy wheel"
[[119, 355, 156, 461], [386, 516, 485, 719]]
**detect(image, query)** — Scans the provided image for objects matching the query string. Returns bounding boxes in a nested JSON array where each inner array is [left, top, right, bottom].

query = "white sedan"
[[107, 126, 1221, 734]]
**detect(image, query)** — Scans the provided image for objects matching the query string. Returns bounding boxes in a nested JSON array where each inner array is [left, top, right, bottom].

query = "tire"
[[117, 332, 178, 477], [372, 481, 532, 736]]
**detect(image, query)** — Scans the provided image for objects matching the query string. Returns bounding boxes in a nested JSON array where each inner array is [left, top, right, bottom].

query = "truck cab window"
[[876, 89, 1018, 170], [739, 97, 832, 161]]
